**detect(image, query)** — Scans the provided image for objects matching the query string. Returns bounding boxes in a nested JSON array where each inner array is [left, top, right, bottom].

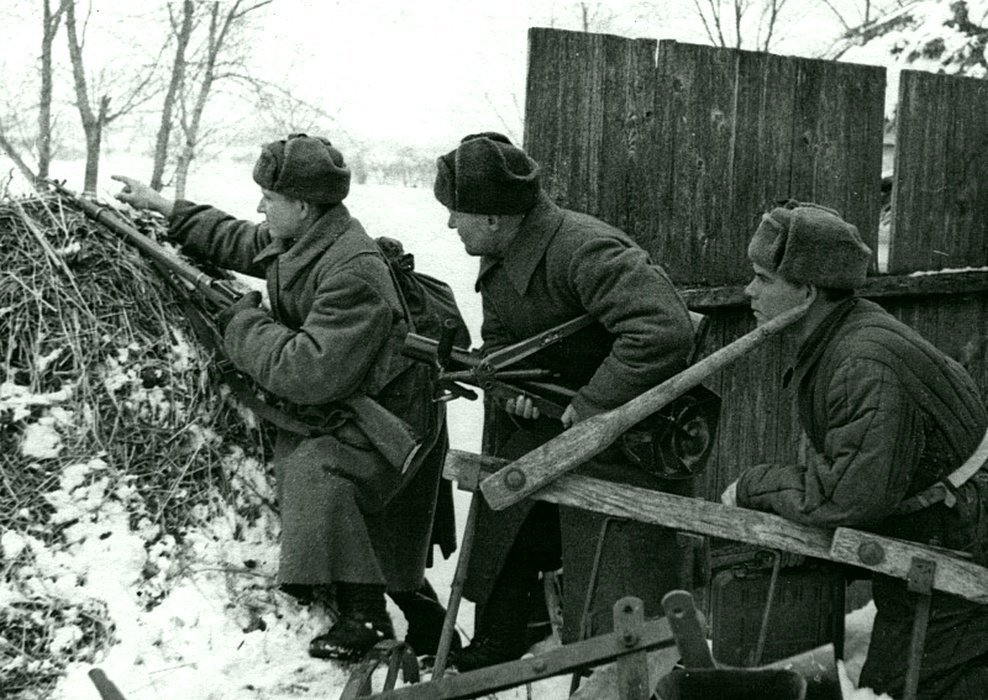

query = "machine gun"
[[402, 313, 721, 482]]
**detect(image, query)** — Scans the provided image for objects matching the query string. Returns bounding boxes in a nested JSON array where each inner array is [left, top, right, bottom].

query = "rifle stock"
[[49, 181, 242, 309]]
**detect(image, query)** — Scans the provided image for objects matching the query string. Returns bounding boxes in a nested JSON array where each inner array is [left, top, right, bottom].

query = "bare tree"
[[37, 0, 64, 181], [818, 0, 910, 31], [541, 1, 617, 33], [0, 1, 63, 185], [0, 67, 37, 183], [150, 0, 196, 192], [690, 0, 790, 51], [576, 1, 615, 32], [63, 0, 162, 193], [172, 0, 273, 199], [822, 1, 923, 59]]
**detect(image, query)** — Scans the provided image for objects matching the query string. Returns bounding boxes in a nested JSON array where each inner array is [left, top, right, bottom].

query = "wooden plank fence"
[[521, 28, 988, 501], [891, 70, 988, 274]]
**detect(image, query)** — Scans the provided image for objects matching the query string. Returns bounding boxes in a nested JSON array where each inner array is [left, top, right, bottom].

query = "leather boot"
[[390, 579, 462, 656], [309, 583, 394, 661], [451, 569, 533, 672]]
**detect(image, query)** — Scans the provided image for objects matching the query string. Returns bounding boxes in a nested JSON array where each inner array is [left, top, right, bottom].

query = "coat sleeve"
[[566, 237, 693, 416], [222, 262, 394, 404], [168, 200, 271, 278], [736, 358, 922, 528]]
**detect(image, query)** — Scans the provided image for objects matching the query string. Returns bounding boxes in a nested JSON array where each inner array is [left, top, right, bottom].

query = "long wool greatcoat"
[[169, 201, 454, 592], [467, 192, 695, 642], [737, 298, 988, 699]]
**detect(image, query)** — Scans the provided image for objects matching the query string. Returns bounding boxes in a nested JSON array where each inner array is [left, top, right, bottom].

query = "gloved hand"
[[216, 291, 262, 332]]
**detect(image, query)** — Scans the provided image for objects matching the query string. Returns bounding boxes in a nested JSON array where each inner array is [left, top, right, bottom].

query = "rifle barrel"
[[402, 333, 477, 369], [50, 182, 240, 309]]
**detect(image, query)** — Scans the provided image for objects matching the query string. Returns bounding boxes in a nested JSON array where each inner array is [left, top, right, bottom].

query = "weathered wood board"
[[890, 70, 988, 273], [449, 450, 988, 605]]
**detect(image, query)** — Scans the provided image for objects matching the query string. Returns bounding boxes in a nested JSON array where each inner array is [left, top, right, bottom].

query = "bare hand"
[[560, 404, 580, 428], [720, 480, 739, 506], [112, 175, 175, 216], [504, 394, 540, 420]]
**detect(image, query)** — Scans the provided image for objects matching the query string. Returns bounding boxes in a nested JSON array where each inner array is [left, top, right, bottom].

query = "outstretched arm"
[[112, 175, 175, 217]]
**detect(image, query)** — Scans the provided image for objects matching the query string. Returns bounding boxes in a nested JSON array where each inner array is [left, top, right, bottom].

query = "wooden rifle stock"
[[479, 300, 813, 511]]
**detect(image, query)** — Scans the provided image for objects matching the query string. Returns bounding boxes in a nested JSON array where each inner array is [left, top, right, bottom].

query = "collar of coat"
[[476, 191, 565, 294], [251, 203, 353, 286], [790, 296, 860, 388]]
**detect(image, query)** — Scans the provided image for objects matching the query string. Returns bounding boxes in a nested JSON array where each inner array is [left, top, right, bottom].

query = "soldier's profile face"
[[447, 209, 502, 256], [744, 263, 808, 326], [257, 188, 305, 240]]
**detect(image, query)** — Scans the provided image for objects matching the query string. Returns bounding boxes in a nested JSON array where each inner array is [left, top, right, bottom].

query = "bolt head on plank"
[[504, 467, 527, 491], [857, 540, 886, 566]]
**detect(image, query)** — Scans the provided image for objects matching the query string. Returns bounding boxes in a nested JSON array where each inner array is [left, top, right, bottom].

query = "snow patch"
[[22, 419, 63, 459]]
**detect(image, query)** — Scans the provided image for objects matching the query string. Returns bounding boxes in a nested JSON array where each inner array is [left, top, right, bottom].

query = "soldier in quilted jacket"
[[722, 201, 988, 699]]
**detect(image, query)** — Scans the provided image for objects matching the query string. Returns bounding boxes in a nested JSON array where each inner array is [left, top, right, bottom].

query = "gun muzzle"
[[402, 333, 441, 365]]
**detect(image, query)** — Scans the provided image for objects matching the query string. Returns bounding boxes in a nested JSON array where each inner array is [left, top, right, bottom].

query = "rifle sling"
[[895, 425, 988, 514]]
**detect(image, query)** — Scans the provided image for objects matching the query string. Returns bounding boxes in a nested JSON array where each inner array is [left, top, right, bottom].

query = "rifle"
[[49, 181, 421, 472], [47, 180, 242, 309]]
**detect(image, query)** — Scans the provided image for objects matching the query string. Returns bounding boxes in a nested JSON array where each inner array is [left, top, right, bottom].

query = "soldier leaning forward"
[[113, 134, 457, 661], [433, 132, 696, 671], [722, 202, 988, 699]]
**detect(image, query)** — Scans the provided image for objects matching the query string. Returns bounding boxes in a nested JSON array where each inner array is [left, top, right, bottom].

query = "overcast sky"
[[259, 0, 848, 147], [0, 0, 877, 157]]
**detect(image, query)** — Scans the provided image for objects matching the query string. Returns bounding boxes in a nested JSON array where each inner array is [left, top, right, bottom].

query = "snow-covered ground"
[[4, 160, 890, 699]]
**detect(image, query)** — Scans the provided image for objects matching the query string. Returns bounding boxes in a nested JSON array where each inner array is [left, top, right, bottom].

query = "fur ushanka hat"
[[252, 133, 350, 205], [748, 202, 872, 289], [433, 132, 540, 215]]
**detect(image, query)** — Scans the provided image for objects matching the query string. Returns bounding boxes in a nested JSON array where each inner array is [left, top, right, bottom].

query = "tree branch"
[[230, 0, 274, 21], [62, 0, 96, 127], [818, 0, 852, 30], [0, 122, 38, 184], [692, 0, 721, 46]]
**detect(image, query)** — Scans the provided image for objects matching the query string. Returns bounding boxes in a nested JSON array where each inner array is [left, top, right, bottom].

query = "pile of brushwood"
[[0, 190, 274, 697]]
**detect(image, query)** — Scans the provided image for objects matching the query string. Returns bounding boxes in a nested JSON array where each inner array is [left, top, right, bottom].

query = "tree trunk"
[[174, 144, 192, 199], [82, 126, 101, 194], [151, 0, 195, 191], [37, 0, 62, 182], [82, 116, 105, 194], [81, 96, 108, 194]]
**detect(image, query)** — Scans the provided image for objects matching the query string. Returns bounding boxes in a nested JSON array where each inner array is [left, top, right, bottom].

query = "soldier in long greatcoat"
[[433, 132, 696, 670], [114, 134, 456, 661], [723, 202, 988, 698]]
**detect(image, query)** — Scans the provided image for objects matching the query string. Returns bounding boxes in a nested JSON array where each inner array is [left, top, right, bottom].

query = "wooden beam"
[[830, 528, 988, 604], [446, 450, 988, 604], [681, 269, 988, 311], [372, 612, 674, 699]]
